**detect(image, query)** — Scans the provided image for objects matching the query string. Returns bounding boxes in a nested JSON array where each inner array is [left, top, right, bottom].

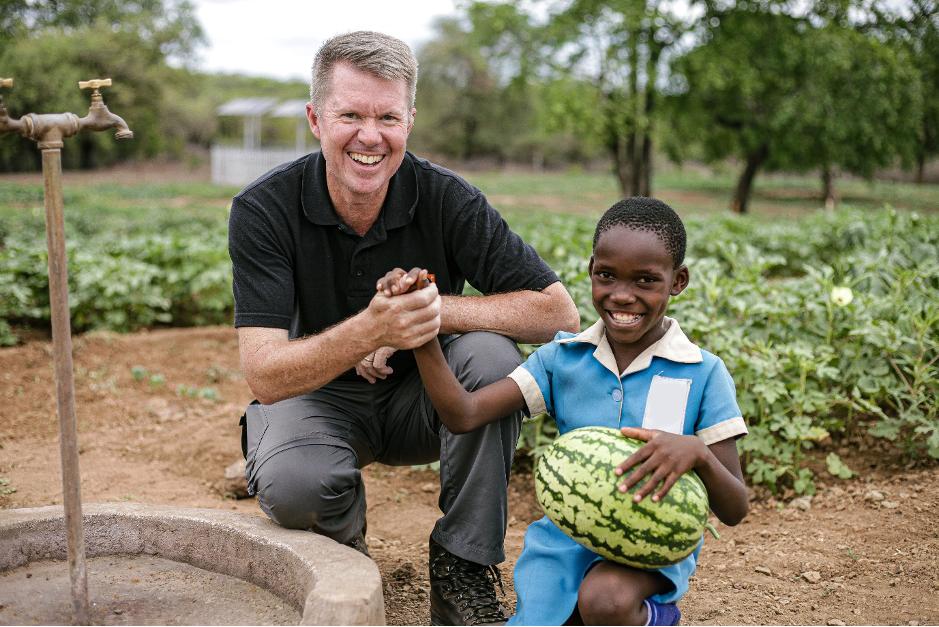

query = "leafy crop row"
[[1, 187, 936, 493]]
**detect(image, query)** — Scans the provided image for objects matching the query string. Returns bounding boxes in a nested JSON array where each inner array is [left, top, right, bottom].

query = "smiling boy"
[[382, 196, 750, 625]]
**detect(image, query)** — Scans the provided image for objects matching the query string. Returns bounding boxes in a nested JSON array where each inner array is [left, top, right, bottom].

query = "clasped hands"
[[356, 268, 438, 383]]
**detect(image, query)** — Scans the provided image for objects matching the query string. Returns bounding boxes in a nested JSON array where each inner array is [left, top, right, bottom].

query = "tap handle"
[[0, 78, 12, 88], [78, 78, 112, 91]]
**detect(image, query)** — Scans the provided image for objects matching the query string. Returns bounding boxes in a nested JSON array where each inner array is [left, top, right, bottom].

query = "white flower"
[[831, 286, 854, 307]]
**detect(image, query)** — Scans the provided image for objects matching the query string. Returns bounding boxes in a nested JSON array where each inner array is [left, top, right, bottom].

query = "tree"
[[466, 0, 693, 197], [871, 0, 939, 184], [0, 0, 205, 170], [412, 16, 506, 161], [671, 2, 921, 213]]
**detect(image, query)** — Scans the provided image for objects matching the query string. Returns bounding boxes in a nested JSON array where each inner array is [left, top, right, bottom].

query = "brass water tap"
[[78, 78, 133, 139], [0, 78, 24, 136]]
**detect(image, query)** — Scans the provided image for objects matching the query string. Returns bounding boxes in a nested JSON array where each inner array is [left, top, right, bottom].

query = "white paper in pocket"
[[641, 375, 691, 434]]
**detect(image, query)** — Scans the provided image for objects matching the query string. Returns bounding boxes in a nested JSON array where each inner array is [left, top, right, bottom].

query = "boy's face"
[[589, 225, 689, 353]]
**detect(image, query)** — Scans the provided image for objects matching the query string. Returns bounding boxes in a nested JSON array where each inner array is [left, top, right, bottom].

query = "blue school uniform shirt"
[[505, 317, 748, 626]]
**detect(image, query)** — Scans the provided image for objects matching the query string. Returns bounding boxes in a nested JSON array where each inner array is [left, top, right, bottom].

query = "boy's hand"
[[614, 427, 708, 503], [376, 267, 431, 297]]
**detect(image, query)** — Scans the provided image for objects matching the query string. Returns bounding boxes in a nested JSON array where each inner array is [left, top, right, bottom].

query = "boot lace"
[[433, 553, 506, 624]]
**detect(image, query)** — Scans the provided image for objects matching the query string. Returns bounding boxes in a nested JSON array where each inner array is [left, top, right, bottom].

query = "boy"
[[378, 197, 749, 625]]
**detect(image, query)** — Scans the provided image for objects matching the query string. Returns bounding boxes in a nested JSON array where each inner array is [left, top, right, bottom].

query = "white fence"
[[211, 145, 309, 186]]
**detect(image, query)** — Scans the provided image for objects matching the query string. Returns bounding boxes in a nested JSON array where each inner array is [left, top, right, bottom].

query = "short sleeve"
[[694, 358, 748, 445], [228, 196, 295, 329], [442, 187, 559, 295], [507, 341, 560, 418]]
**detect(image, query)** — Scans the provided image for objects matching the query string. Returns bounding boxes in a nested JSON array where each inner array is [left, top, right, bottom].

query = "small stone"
[[828, 620, 846, 626], [754, 566, 772, 576], [882, 500, 899, 509], [114, 609, 123, 615], [790, 496, 813, 511], [421, 482, 437, 493], [224, 458, 249, 499], [390, 560, 417, 582], [779, 508, 801, 520], [802, 571, 822, 584], [864, 490, 885, 503]]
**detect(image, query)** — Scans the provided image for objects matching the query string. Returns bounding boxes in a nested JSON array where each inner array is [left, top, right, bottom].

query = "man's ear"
[[306, 102, 321, 140], [588, 255, 595, 276], [671, 265, 690, 296]]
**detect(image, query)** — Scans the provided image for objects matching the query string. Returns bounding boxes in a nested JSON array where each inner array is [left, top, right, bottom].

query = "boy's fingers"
[[614, 442, 650, 476], [377, 268, 407, 296], [651, 474, 680, 502], [617, 457, 653, 492], [620, 426, 657, 441]]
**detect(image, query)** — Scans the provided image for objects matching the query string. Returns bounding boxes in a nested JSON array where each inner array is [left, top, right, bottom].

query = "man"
[[228, 31, 580, 626]]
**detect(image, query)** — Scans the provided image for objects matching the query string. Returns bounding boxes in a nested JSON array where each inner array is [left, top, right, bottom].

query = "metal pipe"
[[0, 77, 131, 626], [41, 145, 90, 626]]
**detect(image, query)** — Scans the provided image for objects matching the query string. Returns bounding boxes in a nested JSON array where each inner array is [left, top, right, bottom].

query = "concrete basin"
[[0, 503, 384, 625]]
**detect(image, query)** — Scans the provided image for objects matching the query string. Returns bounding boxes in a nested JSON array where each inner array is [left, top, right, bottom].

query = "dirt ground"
[[1, 326, 937, 626]]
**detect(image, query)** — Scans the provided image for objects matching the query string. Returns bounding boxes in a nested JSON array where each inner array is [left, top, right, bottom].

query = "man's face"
[[308, 61, 415, 207]]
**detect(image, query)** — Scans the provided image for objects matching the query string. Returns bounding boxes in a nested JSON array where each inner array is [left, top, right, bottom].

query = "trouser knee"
[[253, 444, 364, 544], [444, 331, 523, 390]]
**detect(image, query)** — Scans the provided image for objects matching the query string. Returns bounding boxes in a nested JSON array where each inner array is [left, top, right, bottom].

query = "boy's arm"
[[615, 427, 749, 527], [378, 267, 528, 434], [412, 340, 527, 434]]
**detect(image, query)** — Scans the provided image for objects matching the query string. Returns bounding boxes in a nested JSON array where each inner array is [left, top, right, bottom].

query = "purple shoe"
[[644, 599, 681, 626]]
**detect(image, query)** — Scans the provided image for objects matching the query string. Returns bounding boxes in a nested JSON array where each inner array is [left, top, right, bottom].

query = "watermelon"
[[534, 426, 711, 569]]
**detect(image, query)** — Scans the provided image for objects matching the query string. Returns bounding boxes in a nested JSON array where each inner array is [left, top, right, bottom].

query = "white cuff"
[[696, 416, 748, 445], [507, 366, 546, 417]]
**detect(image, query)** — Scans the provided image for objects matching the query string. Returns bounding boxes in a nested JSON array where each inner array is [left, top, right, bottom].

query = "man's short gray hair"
[[310, 31, 418, 117]]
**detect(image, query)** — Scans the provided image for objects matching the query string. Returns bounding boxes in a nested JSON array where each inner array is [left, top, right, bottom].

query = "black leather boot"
[[429, 538, 508, 625]]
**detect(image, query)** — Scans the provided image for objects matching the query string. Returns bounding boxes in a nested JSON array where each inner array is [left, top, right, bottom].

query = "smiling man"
[[227, 31, 580, 626]]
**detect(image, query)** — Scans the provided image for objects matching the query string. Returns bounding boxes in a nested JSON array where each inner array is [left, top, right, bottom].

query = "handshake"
[[357, 268, 440, 383]]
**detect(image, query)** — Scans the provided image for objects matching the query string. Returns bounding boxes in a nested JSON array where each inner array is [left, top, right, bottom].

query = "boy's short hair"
[[593, 197, 687, 269]]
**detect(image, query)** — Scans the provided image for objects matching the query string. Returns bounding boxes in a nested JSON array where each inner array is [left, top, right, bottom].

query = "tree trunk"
[[639, 133, 652, 197], [822, 165, 836, 210], [916, 154, 925, 185], [732, 145, 769, 214], [612, 133, 640, 197]]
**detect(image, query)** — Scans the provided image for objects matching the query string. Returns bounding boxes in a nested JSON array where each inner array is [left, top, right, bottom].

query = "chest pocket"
[[641, 375, 691, 434]]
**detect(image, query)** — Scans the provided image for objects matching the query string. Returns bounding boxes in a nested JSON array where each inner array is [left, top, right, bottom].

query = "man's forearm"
[[241, 284, 442, 404], [438, 281, 580, 344], [240, 315, 379, 404]]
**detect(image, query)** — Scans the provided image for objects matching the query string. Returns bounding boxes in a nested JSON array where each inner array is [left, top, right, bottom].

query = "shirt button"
[[612, 390, 622, 402], [356, 269, 364, 276]]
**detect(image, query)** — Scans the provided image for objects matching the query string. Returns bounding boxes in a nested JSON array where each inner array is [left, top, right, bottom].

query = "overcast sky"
[[191, 0, 461, 81]]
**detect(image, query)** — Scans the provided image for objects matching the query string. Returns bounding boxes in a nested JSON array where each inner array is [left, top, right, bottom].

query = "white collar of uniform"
[[557, 316, 702, 377]]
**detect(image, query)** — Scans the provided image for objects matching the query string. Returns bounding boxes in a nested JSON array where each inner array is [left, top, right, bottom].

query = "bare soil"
[[1, 326, 938, 626]]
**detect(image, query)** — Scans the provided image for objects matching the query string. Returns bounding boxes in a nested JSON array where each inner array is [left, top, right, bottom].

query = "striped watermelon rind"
[[534, 426, 710, 569]]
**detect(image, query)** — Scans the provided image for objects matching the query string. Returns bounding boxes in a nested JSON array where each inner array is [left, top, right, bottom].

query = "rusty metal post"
[[41, 145, 89, 626], [0, 77, 132, 626]]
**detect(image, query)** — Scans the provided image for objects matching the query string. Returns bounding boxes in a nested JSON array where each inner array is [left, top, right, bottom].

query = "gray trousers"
[[243, 332, 524, 565]]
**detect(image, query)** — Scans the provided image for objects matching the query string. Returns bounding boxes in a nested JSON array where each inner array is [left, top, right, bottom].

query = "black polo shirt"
[[228, 150, 559, 380]]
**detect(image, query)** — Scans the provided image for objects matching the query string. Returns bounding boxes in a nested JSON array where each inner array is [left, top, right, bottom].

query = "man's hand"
[[365, 276, 440, 350], [355, 346, 397, 383], [614, 427, 708, 503]]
